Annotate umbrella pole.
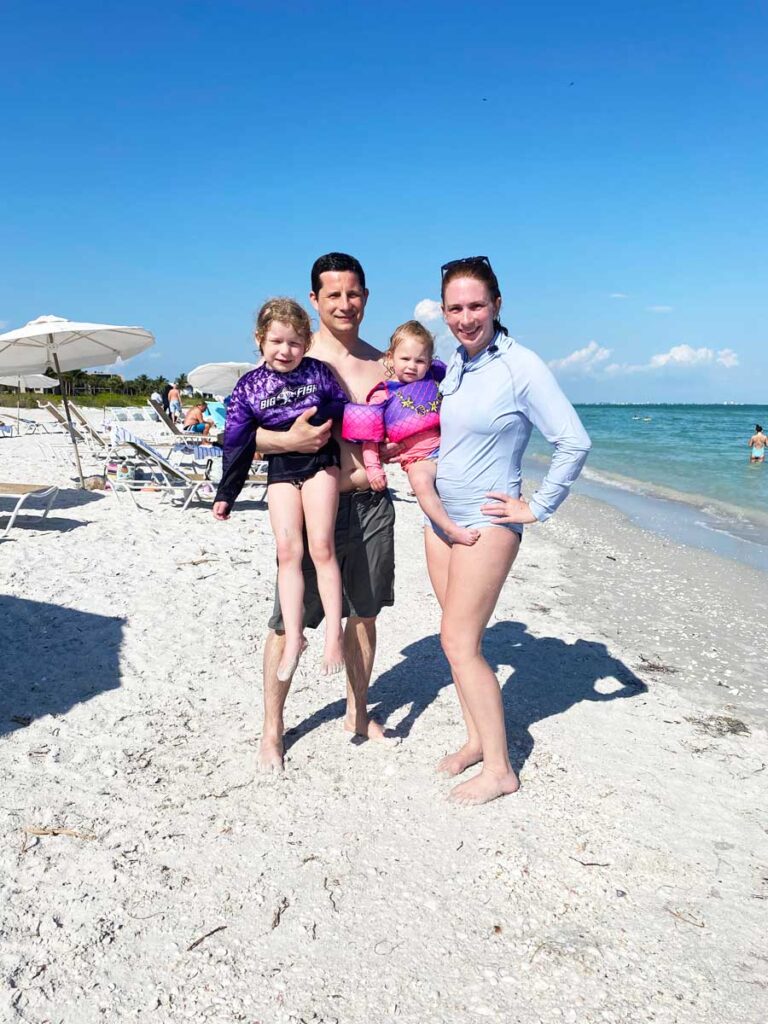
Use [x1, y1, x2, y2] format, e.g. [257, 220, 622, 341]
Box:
[52, 351, 86, 488]
[17, 375, 21, 437]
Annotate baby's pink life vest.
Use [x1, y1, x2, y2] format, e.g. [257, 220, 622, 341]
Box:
[342, 362, 446, 444]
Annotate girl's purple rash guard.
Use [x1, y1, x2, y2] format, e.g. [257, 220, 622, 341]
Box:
[216, 357, 347, 506]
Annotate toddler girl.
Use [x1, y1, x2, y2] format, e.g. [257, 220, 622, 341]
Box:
[343, 320, 479, 546]
[213, 298, 347, 681]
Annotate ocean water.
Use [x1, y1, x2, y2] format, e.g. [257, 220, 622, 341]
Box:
[525, 404, 768, 573]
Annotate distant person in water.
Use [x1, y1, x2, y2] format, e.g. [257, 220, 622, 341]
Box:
[748, 424, 767, 463]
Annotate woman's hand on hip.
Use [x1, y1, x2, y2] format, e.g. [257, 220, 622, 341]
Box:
[480, 492, 537, 525]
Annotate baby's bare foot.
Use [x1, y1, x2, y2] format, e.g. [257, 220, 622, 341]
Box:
[436, 743, 483, 777]
[446, 524, 481, 546]
[277, 636, 307, 682]
[449, 767, 520, 806]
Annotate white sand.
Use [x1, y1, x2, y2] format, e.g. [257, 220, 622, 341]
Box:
[1, 411, 766, 1023]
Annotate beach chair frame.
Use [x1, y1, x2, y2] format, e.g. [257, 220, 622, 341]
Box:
[0, 483, 59, 539]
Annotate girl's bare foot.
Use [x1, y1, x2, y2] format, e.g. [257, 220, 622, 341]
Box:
[277, 636, 307, 682]
[436, 743, 483, 777]
[321, 630, 345, 677]
[449, 766, 520, 805]
[445, 524, 481, 546]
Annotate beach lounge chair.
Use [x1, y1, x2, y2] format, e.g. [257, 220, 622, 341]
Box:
[68, 402, 110, 449]
[0, 483, 59, 539]
[148, 398, 188, 436]
[0, 424, 13, 437]
[109, 428, 266, 509]
[1, 410, 56, 435]
[108, 428, 220, 510]
[39, 401, 88, 442]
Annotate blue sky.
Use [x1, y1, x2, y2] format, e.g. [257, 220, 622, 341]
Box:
[1, 0, 766, 402]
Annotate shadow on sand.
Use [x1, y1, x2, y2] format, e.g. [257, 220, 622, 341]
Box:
[0, 596, 125, 738]
[285, 621, 646, 773]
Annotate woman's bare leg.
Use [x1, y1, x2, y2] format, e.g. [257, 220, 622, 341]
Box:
[440, 527, 521, 805]
[408, 461, 480, 546]
[424, 527, 483, 775]
[268, 482, 308, 682]
[301, 468, 344, 675]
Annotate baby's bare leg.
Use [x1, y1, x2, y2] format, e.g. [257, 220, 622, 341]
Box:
[407, 461, 480, 547]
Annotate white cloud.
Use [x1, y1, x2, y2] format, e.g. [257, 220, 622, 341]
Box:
[605, 344, 739, 375]
[609, 292, 628, 299]
[716, 348, 739, 368]
[647, 305, 673, 313]
[414, 298, 442, 323]
[549, 340, 612, 374]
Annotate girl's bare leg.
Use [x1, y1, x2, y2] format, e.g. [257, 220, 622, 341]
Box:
[424, 527, 483, 775]
[301, 468, 344, 676]
[407, 461, 479, 546]
[268, 482, 308, 682]
[440, 527, 521, 805]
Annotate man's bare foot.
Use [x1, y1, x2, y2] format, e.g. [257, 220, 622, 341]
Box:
[258, 736, 285, 772]
[445, 524, 481, 546]
[436, 743, 483, 777]
[321, 630, 345, 677]
[277, 636, 307, 682]
[343, 715, 400, 746]
[449, 766, 520, 805]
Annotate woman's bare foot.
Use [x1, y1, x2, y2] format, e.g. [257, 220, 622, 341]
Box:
[445, 524, 481, 546]
[321, 630, 345, 677]
[436, 743, 483, 777]
[257, 736, 284, 772]
[277, 636, 307, 683]
[449, 766, 520, 805]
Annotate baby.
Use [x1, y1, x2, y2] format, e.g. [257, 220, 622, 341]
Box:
[343, 320, 479, 546]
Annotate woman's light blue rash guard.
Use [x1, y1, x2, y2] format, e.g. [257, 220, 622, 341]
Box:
[436, 333, 591, 534]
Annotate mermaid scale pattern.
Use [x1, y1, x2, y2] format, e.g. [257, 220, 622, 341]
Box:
[342, 361, 446, 445]
[342, 402, 386, 443]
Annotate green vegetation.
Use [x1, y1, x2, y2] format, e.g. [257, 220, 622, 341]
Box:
[0, 368, 192, 408]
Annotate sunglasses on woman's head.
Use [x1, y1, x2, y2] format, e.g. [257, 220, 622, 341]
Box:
[440, 255, 491, 278]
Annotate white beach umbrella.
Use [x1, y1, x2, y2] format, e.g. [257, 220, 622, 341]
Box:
[0, 315, 154, 484]
[0, 373, 59, 436]
[187, 361, 257, 397]
[0, 373, 59, 390]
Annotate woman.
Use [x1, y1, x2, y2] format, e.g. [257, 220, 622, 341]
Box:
[427, 256, 591, 805]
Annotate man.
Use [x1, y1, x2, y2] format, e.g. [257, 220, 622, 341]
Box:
[168, 382, 183, 422]
[183, 400, 215, 435]
[253, 253, 395, 770]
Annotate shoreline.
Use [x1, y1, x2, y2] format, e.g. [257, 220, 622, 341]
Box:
[525, 454, 768, 575]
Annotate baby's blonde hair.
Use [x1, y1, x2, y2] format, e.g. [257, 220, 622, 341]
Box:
[385, 320, 435, 372]
[255, 297, 312, 353]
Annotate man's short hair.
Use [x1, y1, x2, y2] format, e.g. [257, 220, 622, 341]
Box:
[311, 252, 366, 295]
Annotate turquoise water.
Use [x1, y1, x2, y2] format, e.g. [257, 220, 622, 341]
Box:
[526, 404, 768, 571]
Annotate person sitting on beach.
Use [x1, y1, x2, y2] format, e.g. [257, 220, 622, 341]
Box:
[748, 424, 766, 463]
[168, 383, 183, 422]
[343, 319, 479, 546]
[183, 401, 216, 436]
[427, 255, 591, 805]
[212, 297, 348, 681]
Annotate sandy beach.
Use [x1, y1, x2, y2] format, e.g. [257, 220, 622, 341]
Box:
[1, 413, 766, 1023]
